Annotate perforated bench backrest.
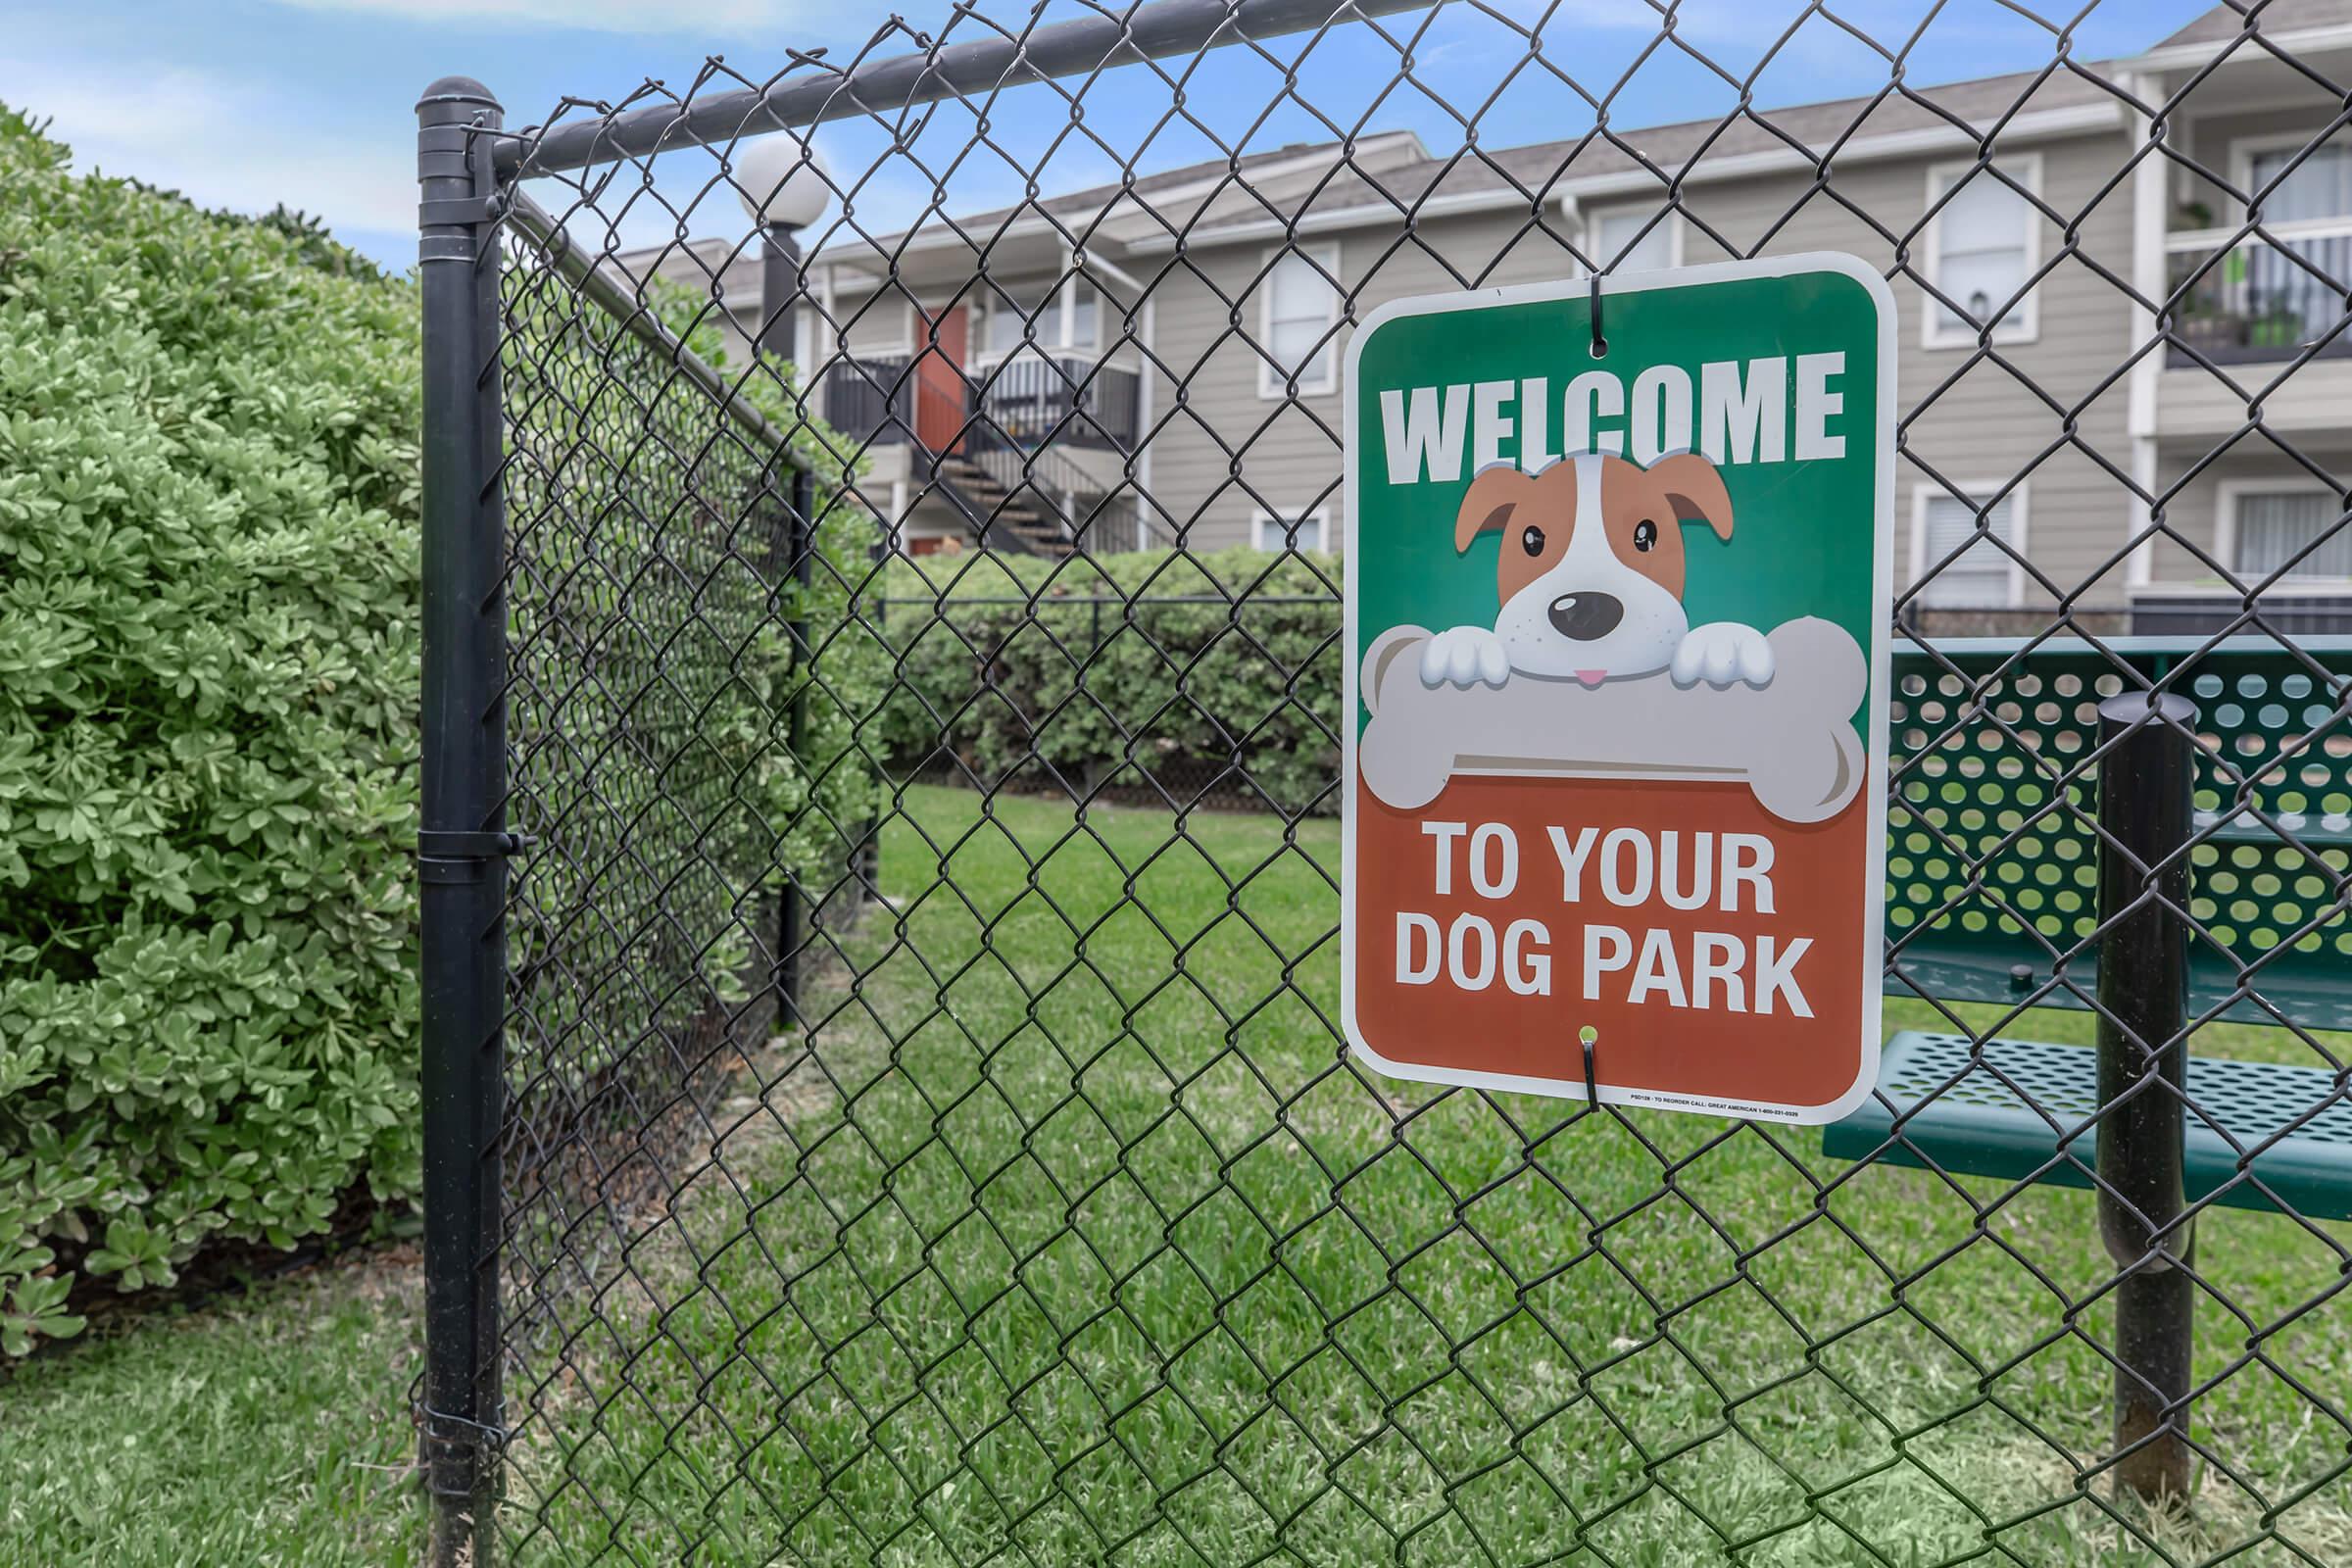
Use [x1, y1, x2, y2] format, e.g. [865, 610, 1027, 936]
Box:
[1885, 638, 2352, 1028]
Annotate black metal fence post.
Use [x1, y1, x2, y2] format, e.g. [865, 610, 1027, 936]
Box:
[2094, 690, 2199, 1501]
[858, 538, 883, 906]
[752, 251, 833, 999]
[416, 74, 508, 1567]
[779, 463, 815, 1022]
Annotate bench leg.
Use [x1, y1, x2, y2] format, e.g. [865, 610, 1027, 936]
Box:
[2094, 692, 2199, 1502]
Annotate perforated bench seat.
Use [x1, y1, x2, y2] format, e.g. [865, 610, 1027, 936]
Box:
[1824, 1031, 2352, 1221]
[1882, 638, 2352, 1034]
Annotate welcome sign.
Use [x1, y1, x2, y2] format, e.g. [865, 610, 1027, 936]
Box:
[1340, 256, 1895, 1123]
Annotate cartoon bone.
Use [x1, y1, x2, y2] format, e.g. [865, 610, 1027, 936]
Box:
[1358, 615, 1870, 824]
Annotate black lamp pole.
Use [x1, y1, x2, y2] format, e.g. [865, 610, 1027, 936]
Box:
[755, 216, 813, 1028]
[757, 221, 801, 362]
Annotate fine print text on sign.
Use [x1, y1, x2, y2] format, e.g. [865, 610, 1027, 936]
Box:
[1341, 256, 1895, 1123]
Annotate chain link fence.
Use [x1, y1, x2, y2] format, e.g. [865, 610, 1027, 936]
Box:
[415, 2, 2352, 1562]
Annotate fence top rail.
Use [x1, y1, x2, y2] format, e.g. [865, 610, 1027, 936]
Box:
[1903, 633, 2352, 661]
[502, 185, 808, 475]
[496, 0, 1432, 181]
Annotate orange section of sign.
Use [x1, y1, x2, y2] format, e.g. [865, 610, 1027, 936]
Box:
[1349, 772, 1872, 1115]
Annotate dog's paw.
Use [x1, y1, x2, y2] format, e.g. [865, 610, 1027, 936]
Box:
[1671, 622, 1776, 689]
[1418, 625, 1512, 689]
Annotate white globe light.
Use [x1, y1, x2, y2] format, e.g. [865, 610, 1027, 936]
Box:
[735, 134, 830, 229]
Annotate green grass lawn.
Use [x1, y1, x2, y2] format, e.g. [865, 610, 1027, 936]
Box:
[5, 783, 2342, 1565]
[0, 1249, 426, 1566]
[493, 784, 2352, 1567]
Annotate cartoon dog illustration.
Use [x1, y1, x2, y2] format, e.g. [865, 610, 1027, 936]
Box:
[1417, 450, 1776, 691]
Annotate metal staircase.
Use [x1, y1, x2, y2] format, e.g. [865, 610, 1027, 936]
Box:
[930, 444, 1083, 558]
[917, 384, 1120, 559]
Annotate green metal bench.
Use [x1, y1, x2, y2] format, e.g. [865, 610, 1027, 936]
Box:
[1824, 1031, 2352, 1220]
[1834, 636, 2352, 1220]
[1830, 635, 2352, 1492]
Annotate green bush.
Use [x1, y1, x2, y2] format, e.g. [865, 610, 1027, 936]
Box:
[872, 548, 1343, 814]
[0, 110, 871, 1355]
[0, 112, 425, 1353]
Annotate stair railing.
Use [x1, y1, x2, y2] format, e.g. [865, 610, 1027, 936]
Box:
[914, 366, 1119, 554]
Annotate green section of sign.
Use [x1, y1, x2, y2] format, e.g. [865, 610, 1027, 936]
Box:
[1350, 268, 1884, 735]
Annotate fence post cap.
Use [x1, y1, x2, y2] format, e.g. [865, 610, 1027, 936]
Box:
[2098, 690, 2198, 728]
[416, 76, 501, 114]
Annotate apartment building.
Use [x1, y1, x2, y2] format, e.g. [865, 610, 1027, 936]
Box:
[637, 0, 2352, 627]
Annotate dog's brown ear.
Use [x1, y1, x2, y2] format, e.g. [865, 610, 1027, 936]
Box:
[1455, 465, 1534, 553]
[1648, 452, 1734, 542]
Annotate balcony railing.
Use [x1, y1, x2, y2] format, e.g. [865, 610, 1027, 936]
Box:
[969, 353, 1141, 448]
[2165, 220, 2352, 367]
[818, 352, 1141, 452]
[817, 357, 914, 445]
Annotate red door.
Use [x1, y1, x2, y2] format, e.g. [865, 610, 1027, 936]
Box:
[914, 304, 968, 454]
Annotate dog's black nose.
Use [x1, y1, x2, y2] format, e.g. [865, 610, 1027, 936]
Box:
[1547, 592, 1624, 641]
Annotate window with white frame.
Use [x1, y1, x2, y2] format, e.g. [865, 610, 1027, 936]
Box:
[1259, 243, 1340, 397]
[981, 282, 1034, 358]
[2231, 487, 2350, 581]
[1915, 485, 2024, 606]
[1586, 205, 1676, 272]
[982, 279, 1097, 358]
[1925, 158, 2039, 346]
[2243, 133, 2352, 223]
[1251, 507, 1329, 553]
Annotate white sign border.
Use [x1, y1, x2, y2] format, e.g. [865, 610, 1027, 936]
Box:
[1338, 252, 1897, 1125]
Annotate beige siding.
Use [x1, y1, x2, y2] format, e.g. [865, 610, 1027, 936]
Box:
[706, 302, 759, 366]
[1137, 213, 1604, 550]
[2158, 358, 2352, 443]
[1687, 134, 2139, 605]
[2147, 445, 2352, 583]
[823, 270, 1150, 364]
[823, 278, 916, 357]
[1136, 126, 2144, 599]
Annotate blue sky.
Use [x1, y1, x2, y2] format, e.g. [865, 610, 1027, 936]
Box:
[4, 0, 2220, 270]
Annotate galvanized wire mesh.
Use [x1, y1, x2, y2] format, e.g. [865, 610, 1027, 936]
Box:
[419, 2, 2352, 1563]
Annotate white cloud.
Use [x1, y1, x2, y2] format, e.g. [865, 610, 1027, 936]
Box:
[271, 0, 825, 35]
[2, 55, 418, 241]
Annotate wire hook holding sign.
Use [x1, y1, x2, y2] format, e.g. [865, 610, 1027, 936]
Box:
[1580, 1025, 1599, 1104]
[1588, 271, 1607, 359]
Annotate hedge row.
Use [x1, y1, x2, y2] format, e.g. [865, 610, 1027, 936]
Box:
[0, 109, 870, 1355]
[0, 112, 435, 1353]
[869, 549, 1344, 815]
